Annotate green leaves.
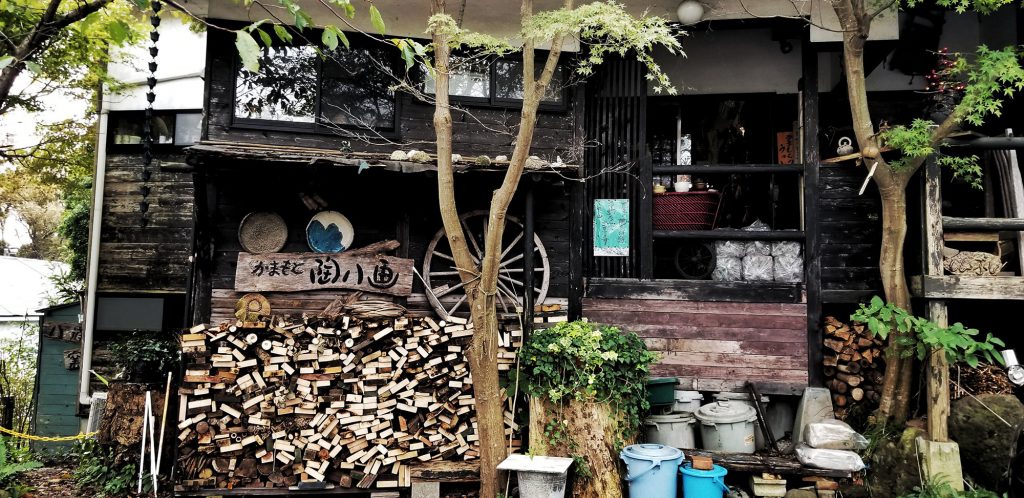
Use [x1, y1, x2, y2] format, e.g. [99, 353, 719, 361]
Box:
[369, 4, 386, 34]
[322, 25, 349, 51]
[106, 19, 132, 44]
[0, 57, 13, 72]
[273, 25, 293, 43]
[235, 30, 262, 73]
[851, 296, 1006, 368]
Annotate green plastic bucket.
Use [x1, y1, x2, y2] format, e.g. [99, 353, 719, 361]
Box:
[647, 377, 677, 407]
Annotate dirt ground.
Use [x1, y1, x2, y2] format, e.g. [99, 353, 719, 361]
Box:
[21, 464, 78, 498]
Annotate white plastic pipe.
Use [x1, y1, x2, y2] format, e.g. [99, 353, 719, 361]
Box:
[79, 110, 109, 405]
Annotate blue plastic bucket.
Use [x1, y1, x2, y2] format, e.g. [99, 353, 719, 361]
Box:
[620, 444, 684, 498]
[680, 463, 729, 497]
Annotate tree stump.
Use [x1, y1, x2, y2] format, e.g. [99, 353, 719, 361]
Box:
[528, 397, 627, 498]
[98, 382, 166, 449]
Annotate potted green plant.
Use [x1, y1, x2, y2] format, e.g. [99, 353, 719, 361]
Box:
[518, 320, 658, 498]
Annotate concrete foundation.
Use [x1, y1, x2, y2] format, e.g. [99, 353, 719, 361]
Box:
[916, 437, 964, 492]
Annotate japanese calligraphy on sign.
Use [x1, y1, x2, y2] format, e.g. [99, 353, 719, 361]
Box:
[234, 252, 414, 296]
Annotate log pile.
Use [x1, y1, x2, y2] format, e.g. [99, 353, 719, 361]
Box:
[174, 310, 525, 492]
[822, 316, 885, 419]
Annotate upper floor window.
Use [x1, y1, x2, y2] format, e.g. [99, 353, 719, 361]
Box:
[420, 55, 567, 108]
[232, 37, 398, 131]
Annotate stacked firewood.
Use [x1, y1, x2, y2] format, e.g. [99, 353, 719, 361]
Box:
[822, 316, 885, 418]
[174, 311, 525, 492]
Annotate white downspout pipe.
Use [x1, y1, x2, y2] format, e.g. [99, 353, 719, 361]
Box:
[79, 109, 109, 405]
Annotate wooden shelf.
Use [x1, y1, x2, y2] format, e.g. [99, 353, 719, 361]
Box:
[911, 275, 1024, 300]
[653, 164, 805, 174]
[654, 229, 805, 240]
[683, 449, 855, 479]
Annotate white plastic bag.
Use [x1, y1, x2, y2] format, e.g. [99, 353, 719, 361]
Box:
[773, 255, 804, 283]
[804, 420, 869, 450]
[713, 256, 743, 281]
[795, 444, 866, 472]
[746, 240, 772, 256]
[743, 219, 771, 231]
[771, 241, 801, 257]
[742, 255, 774, 282]
[716, 240, 747, 258]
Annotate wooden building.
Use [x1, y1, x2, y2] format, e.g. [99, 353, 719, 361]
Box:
[80, 0, 1022, 447]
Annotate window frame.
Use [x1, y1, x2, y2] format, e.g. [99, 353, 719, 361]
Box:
[106, 109, 204, 152]
[229, 31, 403, 137]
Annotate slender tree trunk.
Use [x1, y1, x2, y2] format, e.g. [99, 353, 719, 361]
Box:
[875, 183, 915, 424]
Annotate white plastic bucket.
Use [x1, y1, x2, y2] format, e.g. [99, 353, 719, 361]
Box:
[713, 392, 770, 449]
[644, 412, 697, 449]
[695, 400, 757, 454]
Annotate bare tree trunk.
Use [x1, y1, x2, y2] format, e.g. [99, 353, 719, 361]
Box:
[875, 184, 914, 424]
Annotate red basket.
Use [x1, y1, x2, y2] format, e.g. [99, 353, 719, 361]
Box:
[653, 191, 722, 230]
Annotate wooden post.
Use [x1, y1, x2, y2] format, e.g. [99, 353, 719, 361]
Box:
[524, 186, 536, 338]
[923, 156, 950, 441]
[802, 37, 824, 387]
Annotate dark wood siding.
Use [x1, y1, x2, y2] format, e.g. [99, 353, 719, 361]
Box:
[204, 28, 577, 161]
[98, 153, 194, 292]
[818, 164, 883, 302]
[583, 298, 808, 394]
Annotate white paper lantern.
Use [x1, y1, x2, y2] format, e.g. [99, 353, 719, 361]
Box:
[676, 1, 705, 25]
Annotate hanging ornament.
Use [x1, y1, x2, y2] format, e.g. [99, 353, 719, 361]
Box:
[140, 1, 161, 227]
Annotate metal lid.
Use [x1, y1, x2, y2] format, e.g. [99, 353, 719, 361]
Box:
[620, 443, 683, 463]
[712, 391, 769, 403]
[695, 400, 757, 424]
[646, 413, 695, 424]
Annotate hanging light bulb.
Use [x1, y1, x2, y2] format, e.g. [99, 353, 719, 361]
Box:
[676, 1, 705, 25]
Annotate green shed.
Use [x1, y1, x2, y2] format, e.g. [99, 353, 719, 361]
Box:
[31, 302, 83, 455]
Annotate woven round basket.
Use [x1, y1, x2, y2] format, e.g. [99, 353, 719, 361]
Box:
[235, 293, 272, 321]
[238, 212, 289, 254]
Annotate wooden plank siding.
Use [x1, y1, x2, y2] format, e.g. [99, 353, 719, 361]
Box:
[583, 298, 808, 394]
[818, 164, 883, 303]
[98, 153, 194, 292]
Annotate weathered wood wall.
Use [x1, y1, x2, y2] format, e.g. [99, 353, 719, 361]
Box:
[196, 164, 571, 324]
[818, 163, 883, 302]
[204, 29, 578, 161]
[98, 153, 194, 292]
[583, 298, 809, 394]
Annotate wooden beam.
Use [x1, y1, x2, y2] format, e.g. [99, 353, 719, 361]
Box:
[586, 278, 803, 303]
[683, 449, 853, 479]
[523, 187, 535, 338]
[653, 164, 805, 174]
[926, 301, 950, 442]
[911, 275, 1024, 300]
[654, 229, 805, 241]
[942, 217, 1024, 231]
[802, 36, 823, 388]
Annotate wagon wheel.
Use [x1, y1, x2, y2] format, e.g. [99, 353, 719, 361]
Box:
[423, 210, 550, 321]
[673, 242, 716, 279]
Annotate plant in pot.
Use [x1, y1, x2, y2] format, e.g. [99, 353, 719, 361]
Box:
[517, 320, 658, 498]
[108, 329, 179, 383]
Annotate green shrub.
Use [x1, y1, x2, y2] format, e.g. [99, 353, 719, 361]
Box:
[0, 437, 41, 498]
[73, 439, 146, 497]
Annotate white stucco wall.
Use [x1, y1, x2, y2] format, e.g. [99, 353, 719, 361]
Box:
[104, 17, 207, 111]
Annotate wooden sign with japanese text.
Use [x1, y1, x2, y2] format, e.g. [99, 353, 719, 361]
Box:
[234, 252, 414, 296]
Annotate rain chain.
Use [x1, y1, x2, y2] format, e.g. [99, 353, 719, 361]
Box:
[140, 0, 161, 227]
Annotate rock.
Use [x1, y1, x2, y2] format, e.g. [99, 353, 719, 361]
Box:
[865, 427, 926, 497]
[408, 150, 432, 163]
[474, 155, 491, 166]
[495, 155, 508, 162]
[784, 490, 817, 498]
[949, 393, 1024, 490]
[390, 150, 408, 160]
[451, 154, 462, 162]
[525, 156, 547, 169]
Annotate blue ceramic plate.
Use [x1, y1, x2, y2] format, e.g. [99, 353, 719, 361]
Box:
[306, 211, 355, 253]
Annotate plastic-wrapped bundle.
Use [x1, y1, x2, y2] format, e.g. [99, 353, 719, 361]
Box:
[746, 240, 772, 256]
[743, 219, 770, 231]
[804, 420, 869, 451]
[771, 241, 801, 257]
[795, 444, 866, 472]
[743, 255, 774, 282]
[715, 240, 747, 258]
[713, 256, 743, 281]
[774, 254, 803, 282]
